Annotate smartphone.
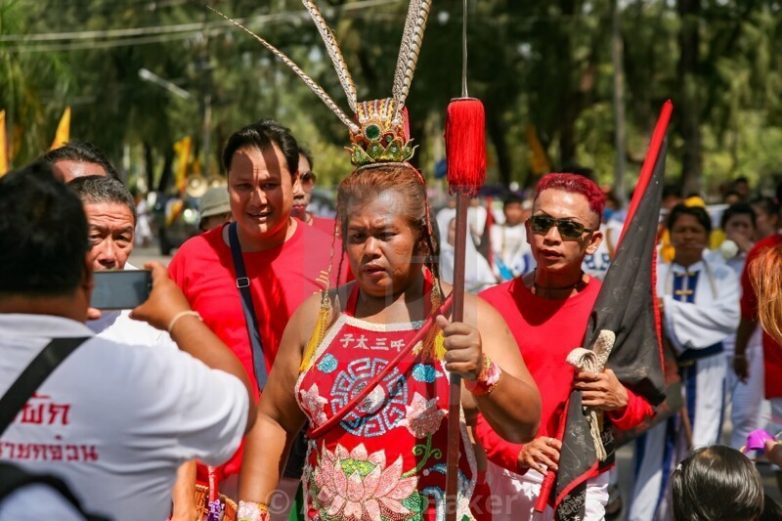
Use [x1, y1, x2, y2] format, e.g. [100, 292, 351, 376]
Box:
[90, 270, 152, 310]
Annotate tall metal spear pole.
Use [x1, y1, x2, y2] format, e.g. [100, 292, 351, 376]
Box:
[444, 1, 486, 519]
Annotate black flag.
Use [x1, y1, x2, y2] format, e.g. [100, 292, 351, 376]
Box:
[536, 101, 672, 518]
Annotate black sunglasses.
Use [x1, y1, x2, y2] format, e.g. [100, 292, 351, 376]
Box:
[529, 214, 594, 240]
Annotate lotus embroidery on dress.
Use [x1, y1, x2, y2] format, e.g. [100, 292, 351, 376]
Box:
[313, 443, 421, 521]
[397, 392, 447, 439]
[299, 383, 329, 426]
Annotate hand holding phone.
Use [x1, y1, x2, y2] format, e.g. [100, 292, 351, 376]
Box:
[129, 262, 193, 332]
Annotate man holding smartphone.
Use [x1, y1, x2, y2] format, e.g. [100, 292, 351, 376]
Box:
[69, 173, 200, 520]
[0, 162, 257, 520]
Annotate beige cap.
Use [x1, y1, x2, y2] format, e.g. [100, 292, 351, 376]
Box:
[199, 186, 231, 218]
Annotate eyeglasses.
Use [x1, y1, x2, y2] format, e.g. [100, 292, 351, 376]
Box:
[529, 214, 594, 240]
[300, 171, 316, 184]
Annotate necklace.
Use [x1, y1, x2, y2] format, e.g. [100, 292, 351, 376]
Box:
[531, 269, 585, 294]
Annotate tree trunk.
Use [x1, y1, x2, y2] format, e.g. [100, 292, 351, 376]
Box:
[611, 0, 627, 204]
[557, 0, 578, 169]
[156, 147, 174, 194]
[143, 141, 155, 193]
[485, 100, 511, 187]
[677, 0, 702, 195]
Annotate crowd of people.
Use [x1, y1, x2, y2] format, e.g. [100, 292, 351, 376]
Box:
[3, 118, 782, 521]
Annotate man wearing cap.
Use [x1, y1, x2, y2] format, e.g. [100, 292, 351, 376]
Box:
[199, 186, 232, 232]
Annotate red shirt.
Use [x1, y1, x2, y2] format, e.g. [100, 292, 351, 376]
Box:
[169, 221, 341, 475]
[741, 234, 782, 398]
[476, 277, 652, 473]
[311, 215, 336, 236]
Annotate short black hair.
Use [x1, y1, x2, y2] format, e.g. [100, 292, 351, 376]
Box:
[222, 119, 299, 177]
[667, 203, 712, 235]
[663, 183, 682, 200]
[40, 141, 120, 180]
[721, 202, 755, 230]
[0, 162, 89, 297]
[299, 145, 315, 172]
[672, 446, 764, 521]
[750, 196, 780, 218]
[502, 193, 524, 209]
[69, 175, 137, 224]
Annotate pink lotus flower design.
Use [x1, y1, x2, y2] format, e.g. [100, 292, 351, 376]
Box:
[314, 443, 418, 521]
[397, 392, 447, 439]
[299, 383, 328, 426]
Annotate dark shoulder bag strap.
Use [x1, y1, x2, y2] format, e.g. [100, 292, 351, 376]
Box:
[0, 336, 89, 436]
[0, 462, 110, 521]
[228, 222, 268, 391]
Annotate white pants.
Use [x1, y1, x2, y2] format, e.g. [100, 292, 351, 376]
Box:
[725, 331, 765, 449]
[485, 461, 609, 521]
[630, 354, 726, 521]
[763, 397, 782, 438]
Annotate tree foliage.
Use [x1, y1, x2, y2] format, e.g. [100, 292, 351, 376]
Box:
[2, 0, 782, 195]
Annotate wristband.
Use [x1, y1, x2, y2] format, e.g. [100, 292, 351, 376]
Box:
[464, 354, 502, 396]
[237, 501, 270, 521]
[167, 310, 202, 334]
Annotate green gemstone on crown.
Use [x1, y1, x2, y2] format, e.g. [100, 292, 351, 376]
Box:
[364, 124, 381, 141]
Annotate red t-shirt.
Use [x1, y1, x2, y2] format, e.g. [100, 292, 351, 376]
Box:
[169, 221, 342, 475]
[311, 215, 336, 236]
[476, 277, 652, 473]
[740, 234, 782, 398]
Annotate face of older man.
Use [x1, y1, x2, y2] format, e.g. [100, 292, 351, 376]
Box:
[53, 160, 108, 183]
[85, 201, 135, 270]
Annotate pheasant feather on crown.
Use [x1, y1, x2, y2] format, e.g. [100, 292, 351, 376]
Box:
[208, 0, 431, 167]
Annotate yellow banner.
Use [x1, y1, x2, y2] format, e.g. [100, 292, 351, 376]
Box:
[0, 110, 8, 177]
[173, 136, 192, 194]
[50, 106, 71, 151]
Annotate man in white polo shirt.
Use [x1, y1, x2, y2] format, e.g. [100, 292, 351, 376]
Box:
[69, 175, 177, 350]
[0, 163, 256, 520]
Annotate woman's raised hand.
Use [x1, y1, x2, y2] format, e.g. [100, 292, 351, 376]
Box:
[436, 315, 483, 380]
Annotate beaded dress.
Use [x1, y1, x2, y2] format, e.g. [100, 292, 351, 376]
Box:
[295, 282, 476, 521]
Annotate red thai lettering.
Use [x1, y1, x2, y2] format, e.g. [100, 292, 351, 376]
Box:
[65, 444, 79, 461]
[81, 445, 99, 462]
[48, 403, 71, 425]
[20, 402, 45, 424]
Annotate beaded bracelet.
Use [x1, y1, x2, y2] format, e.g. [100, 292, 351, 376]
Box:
[464, 353, 502, 396]
[167, 310, 202, 334]
[237, 501, 270, 521]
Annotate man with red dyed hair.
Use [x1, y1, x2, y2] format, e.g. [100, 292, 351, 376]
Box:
[474, 173, 653, 520]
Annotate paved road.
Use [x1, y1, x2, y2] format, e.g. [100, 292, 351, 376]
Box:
[129, 245, 172, 268]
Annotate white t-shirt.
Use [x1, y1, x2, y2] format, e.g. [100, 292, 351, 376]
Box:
[88, 309, 176, 350]
[0, 314, 248, 521]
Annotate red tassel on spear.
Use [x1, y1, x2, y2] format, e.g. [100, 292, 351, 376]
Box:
[444, 44, 487, 521]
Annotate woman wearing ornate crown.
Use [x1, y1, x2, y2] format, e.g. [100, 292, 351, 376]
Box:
[208, 2, 541, 519]
[235, 156, 541, 521]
